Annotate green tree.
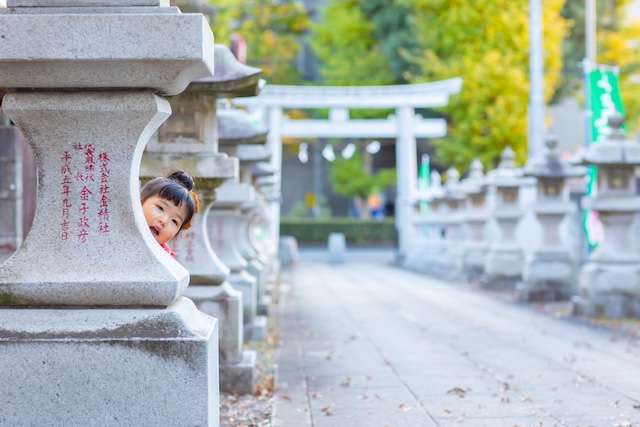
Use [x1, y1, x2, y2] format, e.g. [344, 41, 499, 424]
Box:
[308, 0, 396, 86]
[210, 0, 309, 84]
[358, 0, 422, 83]
[401, 0, 568, 170]
[329, 149, 396, 219]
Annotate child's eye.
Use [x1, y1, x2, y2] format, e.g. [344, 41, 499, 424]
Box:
[172, 219, 179, 226]
[157, 205, 164, 211]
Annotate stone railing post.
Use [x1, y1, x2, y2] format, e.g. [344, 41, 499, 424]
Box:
[458, 159, 489, 283]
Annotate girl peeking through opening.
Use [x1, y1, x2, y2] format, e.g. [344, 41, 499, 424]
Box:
[140, 170, 200, 258]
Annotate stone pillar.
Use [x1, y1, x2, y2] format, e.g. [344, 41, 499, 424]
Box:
[395, 106, 419, 261]
[458, 159, 489, 282]
[141, 44, 264, 395]
[0, 3, 219, 424]
[483, 147, 532, 289]
[574, 116, 640, 318]
[519, 137, 584, 301]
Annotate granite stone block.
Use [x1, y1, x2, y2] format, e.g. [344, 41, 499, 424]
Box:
[0, 297, 219, 427]
[0, 13, 214, 95]
[0, 91, 190, 307]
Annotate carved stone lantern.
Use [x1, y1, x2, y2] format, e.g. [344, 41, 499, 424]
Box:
[458, 159, 489, 282]
[520, 136, 585, 301]
[574, 115, 640, 318]
[484, 146, 534, 288]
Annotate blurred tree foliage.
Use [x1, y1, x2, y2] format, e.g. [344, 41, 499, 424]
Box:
[308, 0, 397, 86]
[210, 0, 309, 84]
[329, 149, 396, 218]
[399, 0, 568, 170]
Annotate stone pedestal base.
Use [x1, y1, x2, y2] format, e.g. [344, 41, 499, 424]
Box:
[573, 262, 640, 318]
[244, 315, 268, 341]
[483, 247, 524, 289]
[247, 259, 269, 315]
[229, 270, 258, 325]
[520, 252, 576, 301]
[184, 283, 258, 395]
[258, 295, 272, 316]
[184, 282, 244, 363]
[0, 297, 219, 426]
[220, 350, 257, 395]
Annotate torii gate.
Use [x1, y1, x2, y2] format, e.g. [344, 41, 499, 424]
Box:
[233, 78, 463, 260]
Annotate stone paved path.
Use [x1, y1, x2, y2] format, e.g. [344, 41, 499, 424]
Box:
[273, 257, 640, 427]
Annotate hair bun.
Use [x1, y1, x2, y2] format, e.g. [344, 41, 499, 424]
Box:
[167, 170, 194, 192]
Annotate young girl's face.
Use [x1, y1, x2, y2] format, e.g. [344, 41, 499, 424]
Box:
[142, 195, 188, 245]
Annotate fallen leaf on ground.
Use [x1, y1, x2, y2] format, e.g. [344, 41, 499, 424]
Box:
[321, 406, 334, 416]
[340, 376, 352, 387]
[398, 403, 412, 412]
[447, 387, 468, 398]
[280, 395, 293, 403]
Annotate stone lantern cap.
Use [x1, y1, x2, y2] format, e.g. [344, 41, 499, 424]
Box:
[444, 167, 465, 201]
[458, 159, 487, 195]
[215, 181, 255, 208]
[485, 146, 533, 187]
[0, 2, 214, 96]
[188, 45, 264, 99]
[251, 162, 276, 177]
[235, 144, 272, 163]
[525, 136, 586, 178]
[218, 108, 268, 146]
[581, 114, 640, 165]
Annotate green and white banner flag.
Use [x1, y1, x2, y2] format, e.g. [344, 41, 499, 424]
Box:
[584, 68, 626, 248]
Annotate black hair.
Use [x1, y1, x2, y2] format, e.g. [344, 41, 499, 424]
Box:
[141, 170, 198, 231]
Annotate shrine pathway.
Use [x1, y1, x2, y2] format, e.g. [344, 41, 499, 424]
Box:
[272, 251, 640, 427]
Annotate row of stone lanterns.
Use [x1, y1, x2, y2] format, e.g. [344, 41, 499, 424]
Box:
[0, 2, 282, 424]
[404, 115, 640, 319]
[140, 44, 277, 395]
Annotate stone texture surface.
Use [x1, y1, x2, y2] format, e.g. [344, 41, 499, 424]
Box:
[0, 13, 214, 95]
[0, 297, 219, 427]
[192, 45, 263, 99]
[0, 91, 189, 306]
